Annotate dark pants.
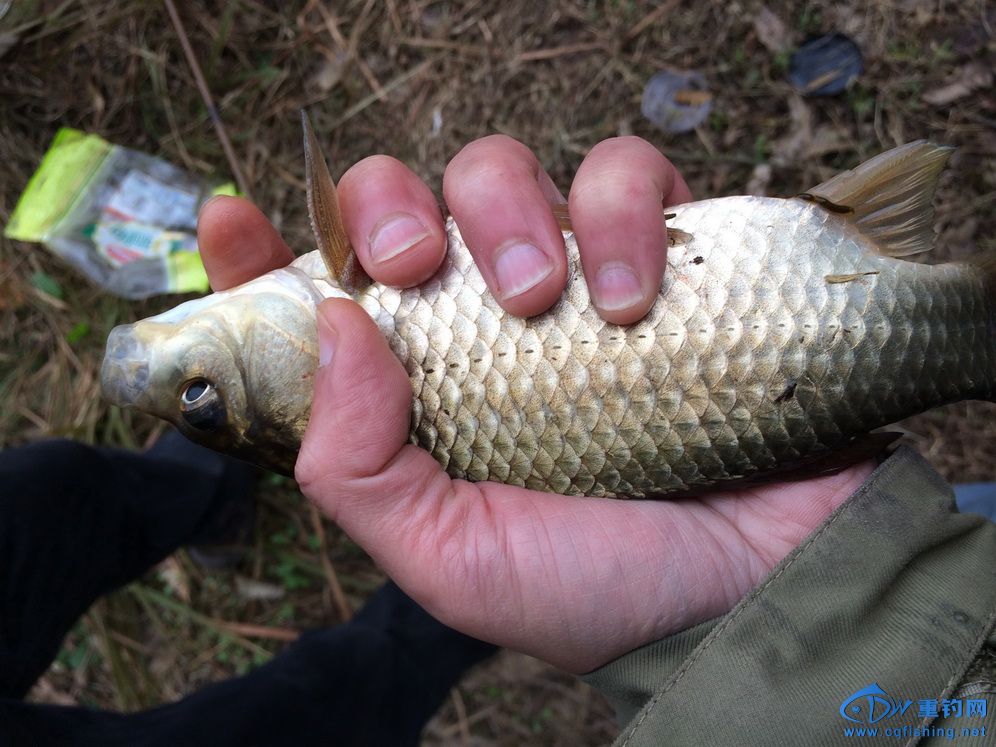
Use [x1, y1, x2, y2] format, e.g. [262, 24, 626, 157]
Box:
[0, 439, 495, 746]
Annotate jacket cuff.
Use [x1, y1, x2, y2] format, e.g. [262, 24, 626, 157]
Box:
[582, 447, 996, 745]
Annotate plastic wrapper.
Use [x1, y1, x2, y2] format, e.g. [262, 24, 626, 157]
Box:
[5, 128, 236, 298]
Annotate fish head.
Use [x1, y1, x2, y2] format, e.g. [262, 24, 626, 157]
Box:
[101, 289, 317, 474]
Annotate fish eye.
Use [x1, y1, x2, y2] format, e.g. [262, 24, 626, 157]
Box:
[182, 379, 211, 405]
[179, 378, 226, 431]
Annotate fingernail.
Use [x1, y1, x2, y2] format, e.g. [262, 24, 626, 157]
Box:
[594, 263, 644, 311]
[494, 241, 553, 299]
[317, 312, 337, 368]
[368, 212, 429, 263]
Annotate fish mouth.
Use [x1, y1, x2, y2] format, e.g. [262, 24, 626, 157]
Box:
[100, 324, 152, 409]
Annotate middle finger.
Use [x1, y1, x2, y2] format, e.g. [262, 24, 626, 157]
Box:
[569, 137, 693, 324]
[443, 135, 568, 318]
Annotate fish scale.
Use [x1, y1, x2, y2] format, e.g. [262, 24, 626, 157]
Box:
[99, 141, 996, 496]
[252, 195, 987, 497]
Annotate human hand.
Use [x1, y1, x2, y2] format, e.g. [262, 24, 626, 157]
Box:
[197, 136, 873, 674]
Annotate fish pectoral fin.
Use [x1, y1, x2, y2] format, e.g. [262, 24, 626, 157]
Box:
[800, 140, 954, 258]
[301, 110, 370, 294]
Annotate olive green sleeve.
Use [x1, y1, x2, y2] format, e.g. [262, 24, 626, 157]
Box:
[582, 447, 996, 745]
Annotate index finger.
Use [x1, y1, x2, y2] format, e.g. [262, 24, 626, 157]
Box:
[443, 135, 569, 318]
[197, 196, 296, 290]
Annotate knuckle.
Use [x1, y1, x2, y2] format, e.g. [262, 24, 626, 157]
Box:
[444, 161, 516, 206]
[588, 135, 662, 163]
[571, 169, 656, 214]
[293, 445, 325, 500]
[340, 154, 408, 190]
[445, 135, 536, 184]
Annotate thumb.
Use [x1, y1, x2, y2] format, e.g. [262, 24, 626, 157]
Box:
[295, 298, 454, 538]
[295, 299, 568, 659]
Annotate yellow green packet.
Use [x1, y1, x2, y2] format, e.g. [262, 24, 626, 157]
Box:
[5, 128, 236, 299]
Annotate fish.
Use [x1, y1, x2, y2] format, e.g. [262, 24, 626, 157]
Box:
[100, 120, 996, 498]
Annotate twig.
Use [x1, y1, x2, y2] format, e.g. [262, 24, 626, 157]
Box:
[451, 687, 472, 746]
[162, 0, 253, 201]
[331, 58, 435, 129]
[109, 630, 156, 656]
[16, 406, 48, 431]
[28, 287, 68, 310]
[626, 0, 681, 40]
[86, 602, 146, 711]
[400, 37, 487, 56]
[315, 2, 384, 99]
[346, 0, 383, 90]
[130, 585, 271, 657]
[434, 704, 499, 738]
[384, 0, 403, 35]
[308, 503, 353, 621]
[212, 620, 300, 642]
[513, 42, 604, 63]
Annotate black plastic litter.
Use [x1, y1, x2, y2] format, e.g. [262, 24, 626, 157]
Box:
[641, 70, 713, 134]
[789, 33, 863, 96]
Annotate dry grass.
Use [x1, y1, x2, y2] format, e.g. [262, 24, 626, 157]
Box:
[1, 0, 993, 743]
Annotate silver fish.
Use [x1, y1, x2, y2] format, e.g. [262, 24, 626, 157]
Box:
[100, 125, 996, 497]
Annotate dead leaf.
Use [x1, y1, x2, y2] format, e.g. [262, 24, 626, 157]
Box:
[771, 94, 813, 167]
[746, 163, 772, 195]
[27, 677, 78, 706]
[0, 31, 18, 59]
[771, 94, 850, 168]
[235, 575, 286, 601]
[923, 62, 993, 106]
[0, 275, 27, 312]
[310, 52, 349, 92]
[156, 556, 190, 603]
[754, 6, 792, 54]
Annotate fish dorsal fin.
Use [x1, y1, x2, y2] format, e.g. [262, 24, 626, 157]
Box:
[801, 141, 953, 257]
[301, 111, 370, 294]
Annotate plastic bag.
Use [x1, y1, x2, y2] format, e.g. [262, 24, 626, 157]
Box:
[5, 128, 236, 298]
